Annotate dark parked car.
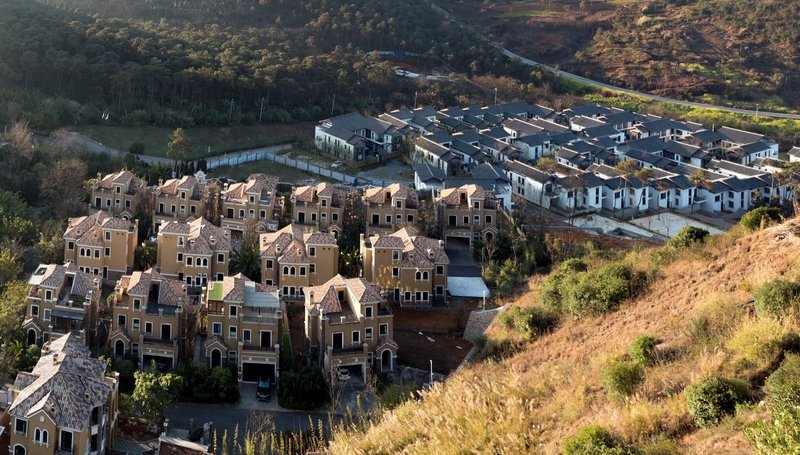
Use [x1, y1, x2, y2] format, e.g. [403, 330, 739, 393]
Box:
[256, 378, 271, 401]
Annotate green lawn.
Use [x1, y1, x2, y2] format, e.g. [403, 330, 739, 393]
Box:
[211, 159, 335, 184]
[78, 122, 315, 160]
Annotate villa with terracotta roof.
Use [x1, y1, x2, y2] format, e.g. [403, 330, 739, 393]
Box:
[89, 170, 148, 218]
[153, 175, 208, 232]
[156, 217, 231, 287]
[220, 173, 280, 234]
[3, 334, 120, 455]
[304, 275, 396, 382]
[434, 184, 498, 246]
[290, 182, 346, 235]
[22, 263, 102, 347]
[202, 275, 282, 382]
[363, 184, 419, 237]
[108, 269, 191, 371]
[360, 228, 449, 308]
[259, 224, 339, 299]
[63, 211, 138, 281]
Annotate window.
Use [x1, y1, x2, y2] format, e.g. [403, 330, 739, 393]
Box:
[473, 215, 480, 224]
[332, 213, 339, 222]
[321, 199, 327, 207]
[407, 214, 414, 223]
[145, 322, 153, 335]
[415, 271, 421, 280]
[227, 208, 234, 218]
[300, 267, 306, 276]
[436, 265, 444, 275]
[321, 212, 327, 222]
[217, 273, 224, 280]
[15, 418, 27, 435]
[239, 209, 245, 218]
[392, 250, 399, 261]
[105, 247, 110, 257]
[133, 299, 141, 310]
[105, 231, 111, 241]
[365, 306, 373, 318]
[404, 291, 411, 301]
[217, 253, 225, 263]
[212, 322, 222, 336]
[133, 319, 140, 331]
[395, 200, 402, 208]
[45, 290, 52, 301]
[180, 205, 186, 214]
[202, 258, 208, 267]
[159, 203, 165, 214]
[243, 329, 251, 343]
[229, 305, 237, 317]
[365, 327, 373, 341]
[117, 315, 126, 328]
[177, 252, 183, 263]
[94, 249, 100, 258]
[463, 216, 469, 225]
[379, 323, 388, 336]
[485, 215, 492, 225]
[116, 186, 121, 194]
[266, 260, 273, 269]
[260, 210, 266, 219]
[392, 267, 399, 277]
[34, 428, 48, 445]
[249, 195, 255, 204]
[67, 241, 74, 250]
[352, 331, 360, 344]
[44, 309, 51, 321]
[473, 201, 480, 209]
[190, 206, 196, 214]
[310, 264, 316, 274]
[171, 205, 176, 214]
[309, 247, 316, 257]
[283, 266, 289, 275]
[423, 271, 429, 280]
[249, 209, 255, 218]
[181, 191, 186, 199]
[31, 305, 39, 317]
[396, 214, 402, 223]
[311, 213, 317, 221]
[385, 215, 392, 224]
[229, 326, 237, 340]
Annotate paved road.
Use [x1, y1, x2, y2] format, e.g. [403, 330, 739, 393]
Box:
[165, 402, 331, 436]
[426, 1, 800, 120]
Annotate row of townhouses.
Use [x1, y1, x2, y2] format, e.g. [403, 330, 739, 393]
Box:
[317, 101, 792, 217]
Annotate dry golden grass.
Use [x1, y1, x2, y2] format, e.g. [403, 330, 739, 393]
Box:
[328, 220, 800, 454]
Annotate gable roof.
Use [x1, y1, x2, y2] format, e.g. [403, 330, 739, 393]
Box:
[414, 163, 447, 182]
[8, 334, 114, 430]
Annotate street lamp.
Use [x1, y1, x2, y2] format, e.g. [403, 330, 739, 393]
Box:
[429, 359, 433, 386]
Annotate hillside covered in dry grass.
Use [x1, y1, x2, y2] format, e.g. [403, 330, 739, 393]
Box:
[328, 219, 800, 454]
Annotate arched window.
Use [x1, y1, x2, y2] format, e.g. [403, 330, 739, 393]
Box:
[41, 429, 48, 444]
[34, 428, 41, 442]
[415, 271, 421, 280]
[13, 444, 25, 455]
[283, 266, 289, 275]
[203, 258, 208, 267]
[290, 267, 296, 276]
[423, 271, 429, 280]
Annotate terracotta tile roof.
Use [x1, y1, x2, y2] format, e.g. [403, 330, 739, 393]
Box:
[156, 175, 204, 199]
[371, 235, 405, 249]
[220, 275, 246, 302]
[65, 211, 135, 246]
[159, 218, 230, 254]
[278, 240, 310, 264]
[370, 228, 449, 268]
[223, 173, 278, 202]
[292, 182, 346, 207]
[93, 170, 145, 194]
[436, 184, 487, 206]
[305, 275, 383, 315]
[304, 231, 338, 246]
[259, 224, 304, 256]
[364, 184, 419, 206]
[120, 269, 185, 307]
[8, 334, 114, 430]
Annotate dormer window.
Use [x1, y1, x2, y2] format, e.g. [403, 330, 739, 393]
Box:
[395, 200, 402, 209]
[365, 306, 373, 318]
[473, 201, 480, 210]
[115, 186, 121, 194]
[180, 191, 186, 199]
[321, 199, 327, 208]
[249, 195, 255, 204]
[230, 305, 237, 317]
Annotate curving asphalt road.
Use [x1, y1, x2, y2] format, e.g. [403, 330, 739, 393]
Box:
[426, 1, 800, 120]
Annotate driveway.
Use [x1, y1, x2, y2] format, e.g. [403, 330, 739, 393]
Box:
[357, 158, 414, 185]
[445, 239, 481, 278]
[164, 402, 330, 437]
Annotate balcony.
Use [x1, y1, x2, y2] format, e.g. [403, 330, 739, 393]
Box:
[143, 336, 174, 347]
[242, 344, 275, 352]
[331, 346, 365, 356]
[56, 295, 87, 310]
[241, 315, 280, 324]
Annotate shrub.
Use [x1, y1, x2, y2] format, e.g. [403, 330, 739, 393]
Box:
[563, 263, 633, 318]
[278, 366, 329, 410]
[630, 335, 658, 366]
[560, 258, 589, 273]
[765, 354, 800, 405]
[379, 383, 420, 410]
[640, 438, 680, 455]
[754, 279, 800, 318]
[538, 260, 587, 311]
[498, 305, 558, 341]
[667, 226, 709, 249]
[740, 207, 779, 232]
[744, 399, 800, 453]
[562, 425, 633, 455]
[685, 376, 753, 427]
[727, 318, 791, 368]
[603, 361, 646, 398]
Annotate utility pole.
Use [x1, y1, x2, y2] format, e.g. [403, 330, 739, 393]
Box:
[494, 87, 498, 105]
[331, 94, 336, 117]
[414, 91, 418, 109]
[429, 359, 433, 386]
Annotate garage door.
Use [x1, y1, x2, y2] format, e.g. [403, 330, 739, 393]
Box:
[241, 362, 275, 383]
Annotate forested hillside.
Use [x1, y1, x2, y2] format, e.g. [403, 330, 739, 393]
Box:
[0, 0, 549, 130]
[443, 0, 800, 112]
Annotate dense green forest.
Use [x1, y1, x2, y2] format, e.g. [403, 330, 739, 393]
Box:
[0, 0, 554, 130]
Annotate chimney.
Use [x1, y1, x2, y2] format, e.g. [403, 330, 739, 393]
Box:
[223, 229, 231, 239]
[439, 240, 445, 248]
[209, 235, 216, 246]
[97, 172, 102, 180]
[427, 248, 434, 259]
[93, 278, 101, 290]
[158, 178, 164, 187]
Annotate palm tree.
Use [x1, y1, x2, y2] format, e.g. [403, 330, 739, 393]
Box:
[231, 244, 261, 282]
[688, 169, 711, 213]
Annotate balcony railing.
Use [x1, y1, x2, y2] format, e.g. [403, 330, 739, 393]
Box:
[331, 346, 365, 356]
[143, 336, 174, 346]
[242, 344, 274, 352]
